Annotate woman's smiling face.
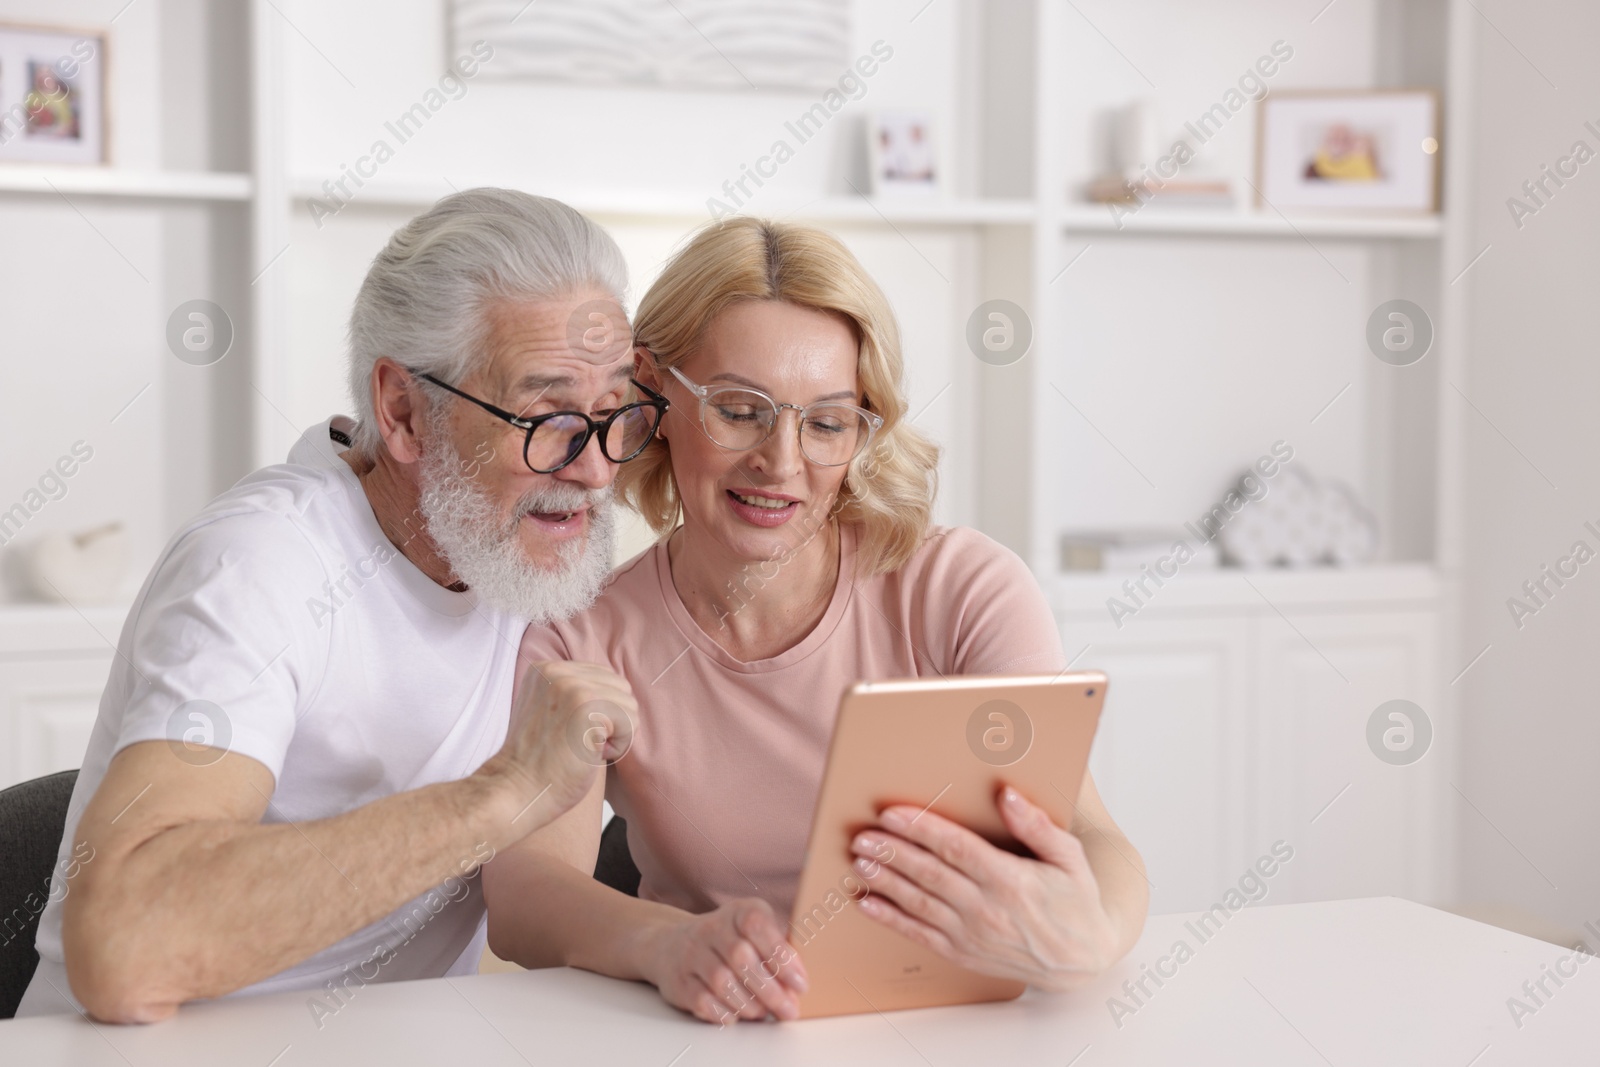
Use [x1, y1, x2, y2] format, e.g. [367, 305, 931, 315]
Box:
[659, 299, 862, 563]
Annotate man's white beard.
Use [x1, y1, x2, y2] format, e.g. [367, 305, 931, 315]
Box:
[415, 426, 615, 624]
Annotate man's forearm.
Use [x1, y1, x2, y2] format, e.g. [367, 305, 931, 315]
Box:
[66, 763, 533, 1022]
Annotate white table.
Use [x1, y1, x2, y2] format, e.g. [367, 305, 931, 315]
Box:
[3, 898, 1594, 1065]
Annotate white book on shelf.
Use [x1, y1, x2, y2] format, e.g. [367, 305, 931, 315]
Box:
[1060, 530, 1221, 573]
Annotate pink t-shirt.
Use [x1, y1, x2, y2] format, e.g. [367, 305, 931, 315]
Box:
[517, 523, 1066, 918]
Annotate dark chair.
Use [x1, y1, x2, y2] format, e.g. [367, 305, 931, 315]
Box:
[0, 769, 78, 1019]
[594, 816, 640, 897]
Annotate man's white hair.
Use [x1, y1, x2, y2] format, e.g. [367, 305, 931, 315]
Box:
[347, 187, 629, 455]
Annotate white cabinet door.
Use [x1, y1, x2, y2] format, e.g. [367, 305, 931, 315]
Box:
[1059, 615, 1254, 914]
[1251, 610, 1439, 905]
[0, 656, 111, 790]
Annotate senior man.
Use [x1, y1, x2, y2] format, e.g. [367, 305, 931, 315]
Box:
[16, 189, 661, 1022]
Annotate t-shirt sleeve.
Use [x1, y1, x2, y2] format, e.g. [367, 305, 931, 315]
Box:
[111, 512, 332, 783]
[513, 621, 576, 709]
[920, 528, 1067, 676]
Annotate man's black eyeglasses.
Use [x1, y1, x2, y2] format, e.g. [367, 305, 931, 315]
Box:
[415, 372, 669, 474]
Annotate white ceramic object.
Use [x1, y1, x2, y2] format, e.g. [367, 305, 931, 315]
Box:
[1219, 467, 1379, 568]
[29, 522, 128, 604]
[1322, 479, 1380, 565]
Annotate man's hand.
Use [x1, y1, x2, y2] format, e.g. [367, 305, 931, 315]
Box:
[477, 660, 637, 840]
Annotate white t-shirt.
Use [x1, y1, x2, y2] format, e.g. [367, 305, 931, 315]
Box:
[18, 419, 520, 1018]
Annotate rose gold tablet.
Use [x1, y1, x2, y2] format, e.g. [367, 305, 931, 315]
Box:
[788, 671, 1107, 1019]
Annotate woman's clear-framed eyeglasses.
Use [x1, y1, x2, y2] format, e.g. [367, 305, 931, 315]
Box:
[661, 363, 883, 468]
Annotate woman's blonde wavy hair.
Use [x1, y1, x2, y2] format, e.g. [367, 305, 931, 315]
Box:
[621, 217, 940, 576]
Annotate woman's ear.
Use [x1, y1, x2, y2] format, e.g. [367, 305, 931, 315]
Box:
[633, 345, 661, 391]
[634, 348, 667, 439]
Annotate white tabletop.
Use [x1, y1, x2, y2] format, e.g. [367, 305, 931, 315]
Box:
[3, 897, 1594, 1065]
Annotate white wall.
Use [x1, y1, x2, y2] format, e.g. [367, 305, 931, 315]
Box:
[277, 0, 966, 202]
[1455, 0, 1600, 940]
[268, 0, 985, 549]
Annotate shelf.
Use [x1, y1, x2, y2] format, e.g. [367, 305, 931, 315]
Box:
[287, 176, 1035, 225]
[774, 196, 1037, 225]
[0, 602, 132, 657]
[1061, 204, 1443, 240]
[0, 167, 253, 202]
[1052, 562, 1442, 615]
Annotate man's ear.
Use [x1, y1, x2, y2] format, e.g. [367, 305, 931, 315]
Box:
[371, 358, 428, 464]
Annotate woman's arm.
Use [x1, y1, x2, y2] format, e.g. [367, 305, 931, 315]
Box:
[481, 774, 670, 977]
[481, 777, 811, 1023]
[1065, 770, 1150, 959]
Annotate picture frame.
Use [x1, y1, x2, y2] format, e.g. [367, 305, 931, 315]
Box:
[0, 23, 108, 165]
[868, 110, 938, 196]
[1255, 90, 1439, 213]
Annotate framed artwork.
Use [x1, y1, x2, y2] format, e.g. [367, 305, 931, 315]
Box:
[450, 0, 850, 92]
[0, 23, 107, 165]
[869, 110, 938, 195]
[1256, 90, 1439, 212]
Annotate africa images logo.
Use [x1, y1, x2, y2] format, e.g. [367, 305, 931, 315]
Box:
[966, 699, 1033, 767]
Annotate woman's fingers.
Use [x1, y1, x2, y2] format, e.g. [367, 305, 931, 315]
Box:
[733, 900, 808, 993]
[856, 893, 960, 960]
[997, 787, 1090, 873]
[874, 806, 1010, 884]
[852, 849, 964, 934]
[716, 941, 799, 1021]
[852, 827, 984, 909]
[672, 901, 806, 1024]
[695, 958, 764, 1022]
[713, 903, 801, 1019]
[691, 984, 739, 1025]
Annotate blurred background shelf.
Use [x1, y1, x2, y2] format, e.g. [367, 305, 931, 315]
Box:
[286, 176, 1036, 225]
[0, 167, 252, 202]
[0, 603, 125, 796]
[1053, 562, 1442, 614]
[1060, 204, 1444, 239]
[0, 603, 129, 655]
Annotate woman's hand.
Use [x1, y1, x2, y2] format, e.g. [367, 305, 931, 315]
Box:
[849, 786, 1124, 993]
[633, 898, 809, 1024]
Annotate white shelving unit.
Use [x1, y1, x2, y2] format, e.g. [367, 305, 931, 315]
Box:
[1060, 204, 1444, 239]
[0, 166, 252, 201]
[285, 176, 1036, 226]
[964, 0, 1474, 586]
[957, 0, 1475, 913]
[0, 0, 255, 783]
[1053, 560, 1442, 612]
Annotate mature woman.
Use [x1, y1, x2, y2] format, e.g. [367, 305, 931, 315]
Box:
[483, 218, 1148, 1024]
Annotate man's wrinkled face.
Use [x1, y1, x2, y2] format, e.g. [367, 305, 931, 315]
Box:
[415, 290, 633, 621]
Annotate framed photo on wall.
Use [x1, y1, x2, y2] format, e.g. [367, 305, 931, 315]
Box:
[0, 23, 108, 165]
[1256, 90, 1439, 213]
[869, 110, 938, 196]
